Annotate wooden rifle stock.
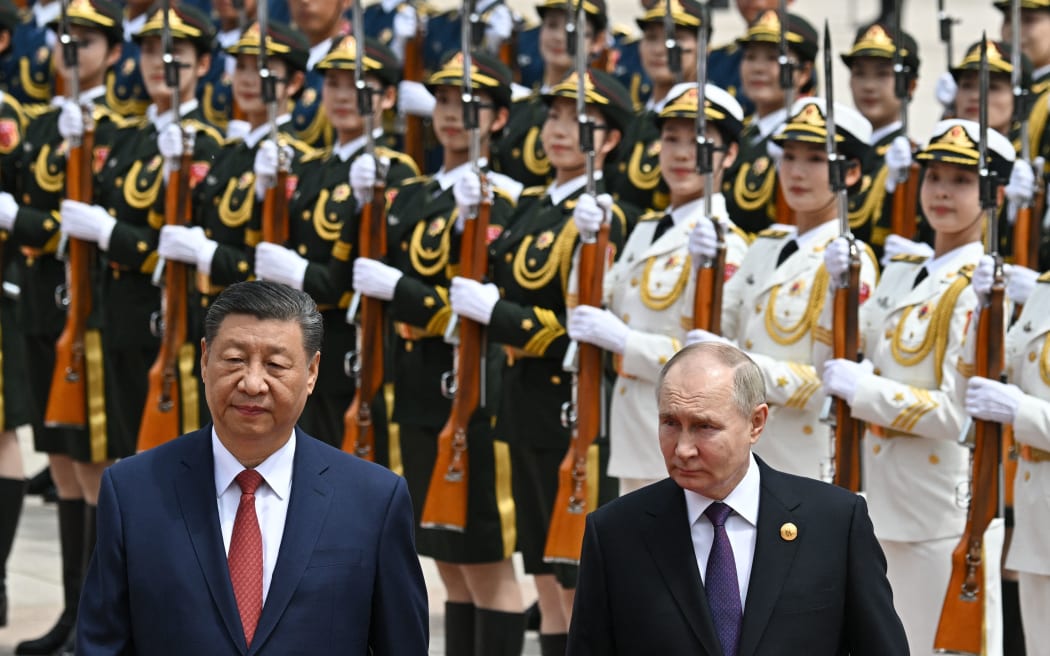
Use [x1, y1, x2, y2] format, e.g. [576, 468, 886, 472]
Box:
[692, 223, 725, 334]
[933, 283, 1004, 654]
[45, 124, 95, 428]
[262, 165, 289, 244]
[342, 180, 388, 461]
[830, 253, 862, 491]
[402, 27, 426, 170]
[890, 162, 919, 239]
[137, 148, 192, 452]
[775, 184, 794, 225]
[419, 197, 492, 531]
[543, 224, 610, 564]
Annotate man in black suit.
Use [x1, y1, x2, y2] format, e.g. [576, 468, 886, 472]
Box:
[567, 343, 908, 656]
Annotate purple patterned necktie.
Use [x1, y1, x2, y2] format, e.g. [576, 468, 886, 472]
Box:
[704, 502, 742, 656]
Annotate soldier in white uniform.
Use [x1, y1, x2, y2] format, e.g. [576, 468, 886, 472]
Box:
[966, 258, 1050, 656]
[691, 97, 879, 481]
[819, 119, 1015, 655]
[567, 83, 751, 495]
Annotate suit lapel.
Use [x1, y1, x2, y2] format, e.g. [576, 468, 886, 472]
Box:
[737, 460, 802, 656]
[249, 430, 333, 654]
[641, 480, 723, 655]
[173, 428, 247, 653]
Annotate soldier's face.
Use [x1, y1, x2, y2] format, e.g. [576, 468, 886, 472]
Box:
[740, 42, 784, 110]
[778, 141, 835, 213]
[139, 37, 209, 105]
[54, 26, 120, 90]
[1002, 8, 1050, 69]
[848, 58, 902, 131]
[921, 161, 983, 238]
[322, 69, 387, 138]
[289, 0, 350, 45]
[431, 86, 505, 153]
[539, 10, 597, 73]
[233, 55, 295, 115]
[955, 71, 1014, 135]
[659, 119, 736, 204]
[215, 0, 259, 24]
[640, 24, 698, 87]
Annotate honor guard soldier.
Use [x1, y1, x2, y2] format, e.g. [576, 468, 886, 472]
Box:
[353, 50, 527, 656]
[209, 0, 259, 140]
[841, 21, 921, 260]
[0, 0, 122, 651]
[571, 82, 750, 495]
[607, 18, 652, 109]
[0, 0, 55, 107]
[967, 259, 1050, 656]
[252, 35, 415, 447]
[288, 0, 351, 148]
[721, 9, 817, 234]
[105, 0, 150, 117]
[450, 68, 636, 656]
[700, 97, 878, 480]
[606, 0, 706, 214]
[492, 0, 608, 190]
[819, 119, 1016, 655]
[707, 0, 793, 117]
[422, 0, 516, 73]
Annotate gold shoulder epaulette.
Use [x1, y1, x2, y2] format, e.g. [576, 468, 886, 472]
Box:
[285, 136, 315, 156]
[521, 185, 546, 198]
[729, 224, 754, 244]
[186, 119, 223, 144]
[376, 145, 421, 172]
[957, 263, 976, 280]
[639, 209, 663, 222]
[757, 228, 791, 239]
[610, 23, 633, 39]
[1037, 270, 1050, 283]
[889, 253, 929, 264]
[299, 147, 328, 163]
[119, 114, 149, 129]
[22, 102, 54, 120]
[397, 174, 429, 187]
[710, 41, 738, 55]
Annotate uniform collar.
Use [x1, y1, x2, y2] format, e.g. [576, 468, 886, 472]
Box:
[34, 1, 61, 29]
[332, 127, 383, 162]
[755, 108, 787, 140]
[921, 241, 984, 280]
[434, 159, 490, 191]
[307, 37, 336, 71]
[244, 115, 292, 149]
[870, 120, 902, 146]
[547, 172, 602, 206]
[148, 99, 200, 131]
[217, 28, 242, 49]
[52, 85, 107, 107]
[124, 12, 148, 42]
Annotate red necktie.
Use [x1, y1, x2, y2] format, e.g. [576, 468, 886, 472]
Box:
[229, 469, 264, 646]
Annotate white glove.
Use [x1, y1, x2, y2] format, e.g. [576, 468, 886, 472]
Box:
[449, 276, 500, 324]
[884, 136, 913, 193]
[971, 254, 996, 306]
[253, 140, 292, 199]
[353, 257, 403, 301]
[573, 193, 612, 236]
[398, 80, 436, 117]
[1006, 161, 1036, 225]
[484, 4, 514, 51]
[966, 376, 1024, 425]
[254, 242, 309, 290]
[60, 200, 117, 249]
[158, 225, 212, 264]
[935, 71, 958, 108]
[823, 237, 852, 280]
[350, 154, 377, 206]
[880, 234, 934, 267]
[58, 100, 84, 141]
[684, 328, 733, 347]
[392, 4, 417, 39]
[1007, 264, 1038, 305]
[766, 140, 783, 165]
[453, 172, 492, 232]
[157, 123, 185, 178]
[687, 215, 720, 265]
[821, 358, 875, 405]
[225, 119, 251, 142]
[567, 305, 630, 354]
[0, 192, 17, 231]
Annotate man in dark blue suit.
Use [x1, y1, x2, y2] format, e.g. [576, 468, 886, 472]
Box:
[567, 343, 908, 656]
[77, 281, 428, 655]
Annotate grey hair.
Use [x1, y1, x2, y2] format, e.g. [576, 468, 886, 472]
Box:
[657, 342, 767, 418]
[204, 280, 324, 356]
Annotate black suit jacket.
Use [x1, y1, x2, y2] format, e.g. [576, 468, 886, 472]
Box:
[567, 458, 908, 656]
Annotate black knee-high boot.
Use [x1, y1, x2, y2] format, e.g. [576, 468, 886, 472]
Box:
[474, 608, 525, 656]
[58, 503, 97, 655]
[539, 632, 568, 656]
[15, 498, 84, 655]
[0, 477, 26, 627]
[445, 602, 476, 656]
[1003, 578, 1026, 656]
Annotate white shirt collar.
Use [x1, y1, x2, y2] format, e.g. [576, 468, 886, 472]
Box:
[547, 172, 602, 206]
[921, 241, 985, 280]
[870, 120, 902, 146]
[1036, 64, 1050, 84]
[332, 127, 384, 162]
[124, 12, 148, 42]
[51, 85, 107, 107]
[243, 115, 292, 149]
[148, 99, 201, 131]
[217, 28, 242, 49]
[684, 453, 761, 529]
[795, 217, 839, 251]
[307, 37, 335, 71]
[668, 193, 729, 227]
[212, 427, 295, 502]
[755, 108, 787, 140]
[433, 158, 490, 191]
[34, 1, 61, 29]
[380, 0, 401, 11]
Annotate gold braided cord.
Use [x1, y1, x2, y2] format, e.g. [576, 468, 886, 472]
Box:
[178, 342, 199, 432]
[851, 166, 888, 229]
[493, 440, 517, 560]
[627, 142, 661, 190]
[763, 266, 830, 346]
[512, 222, 578, 292]
[732, 161, 776, 211]
[409, 218, 451, 278]
[123, 160, 163, 209]
[640, 255, 690, 311]
[521, 307, 565, 356]
[34, 144, 64, 193]
[523, 126, 551, 177]
[218, 178, 254, 228]
[890, 276, 969, 387]
[1039, 332, 1050, 387]
[312, 187, 343, 242]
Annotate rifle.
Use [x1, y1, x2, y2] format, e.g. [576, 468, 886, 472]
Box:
[1010, 0, 1039, 270]
[775, 0, 795, 225]
[889, 0, 918, 239]
[419, 3, 486, 531]
[138, 2, 194, 451]
[934, 35, 1004, 654]
[401, 2, 426, 169]
[230, 0, 248, 122]
[544, 0, 605, 563]
[258, 0, 289, 245]
[46, 0, 95, 429]
[820, 22, 863, 491]
[664, 0, 682, 85]
[691, 1, 724, 334]
[342, 8, 390, 462]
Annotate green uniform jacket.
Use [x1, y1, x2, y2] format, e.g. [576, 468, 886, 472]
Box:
[493, 94, 551, 190]
[606, 110, 668, 215]
[722, 119, 780, 234]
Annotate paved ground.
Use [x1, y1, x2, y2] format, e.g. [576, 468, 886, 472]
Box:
[0, 0, 1007, 654]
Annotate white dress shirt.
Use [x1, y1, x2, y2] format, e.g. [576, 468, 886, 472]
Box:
[684, 453, 762, 609]
[213, 429, 295, 603]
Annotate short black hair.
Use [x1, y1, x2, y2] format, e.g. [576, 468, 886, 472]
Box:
[204, 281, 323, 356]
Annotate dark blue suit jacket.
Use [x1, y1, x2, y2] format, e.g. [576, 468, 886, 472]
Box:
[77, 426, 429, 655]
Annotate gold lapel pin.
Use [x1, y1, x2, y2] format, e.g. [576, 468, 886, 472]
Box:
[780, 522, 798, 542]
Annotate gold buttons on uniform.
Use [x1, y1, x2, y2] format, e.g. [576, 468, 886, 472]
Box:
[423, 297, 435, 308]
[298, 245, 308, 256]
[551, 376, 561, 385]
[873, 444, 882, 454]
[1025, 471, 1032, 482]
[929, 454, 940, 465]
[780, 523, 798, 541]
[620, 386, 626, 395]
[802, 425, 813, 435]
[658, 356, 667, 365]
[1029, 351, 1037, 362]
[745, 339, 753, 349]
[630, 278, 638, 287]
[505, 253, 513, 263]
[755, 304, 762, 314]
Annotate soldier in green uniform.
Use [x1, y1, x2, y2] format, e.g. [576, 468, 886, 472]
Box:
[720, 9, 817, 234]
[840, 21, 921, 261]
[605, 0, 706, 214]
[252, 35, 417, 449]
[353, 50, 527, 656]
[450, 69, 636, 656]
[287, 0, 351, 148]
[492, 0, 608, 191]
[105, 0, 151, 117]
[0, 0, 125, 650]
